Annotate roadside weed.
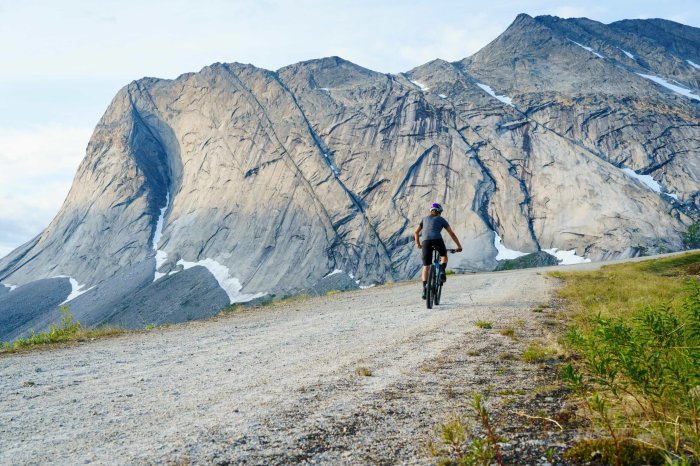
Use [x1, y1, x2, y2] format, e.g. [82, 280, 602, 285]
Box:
[556, 252, 700, 463]
[1, 306, 125, 353]
[429, 395, 503, 465]
[498, 327, 516, 339]
[475, 320, 492, 329]
[521, 342, 557, 363]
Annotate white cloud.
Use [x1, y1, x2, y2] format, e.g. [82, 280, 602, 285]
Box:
[0, 126, 90, 256]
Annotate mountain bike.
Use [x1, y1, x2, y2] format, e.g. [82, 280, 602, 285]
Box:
[426, 247, 457, 309]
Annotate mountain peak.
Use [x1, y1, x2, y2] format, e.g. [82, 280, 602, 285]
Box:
[278, 55, 381, 89]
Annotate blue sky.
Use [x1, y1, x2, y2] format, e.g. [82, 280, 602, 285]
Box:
[1, 0, 699, 257]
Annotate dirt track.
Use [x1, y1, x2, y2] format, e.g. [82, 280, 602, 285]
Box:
[1, 266, 580, 465]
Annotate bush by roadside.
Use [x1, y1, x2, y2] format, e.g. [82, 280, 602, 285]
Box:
[552, 252, 700, 465]
[1, 306, 125, 353]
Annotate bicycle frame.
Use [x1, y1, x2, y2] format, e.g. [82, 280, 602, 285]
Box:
[425, 247, 456, 309]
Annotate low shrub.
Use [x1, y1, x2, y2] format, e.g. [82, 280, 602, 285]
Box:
[556, 252, 700, 463]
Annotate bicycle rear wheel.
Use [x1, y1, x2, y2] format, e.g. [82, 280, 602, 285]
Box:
[426, 265, 435, 309]
[435, 281, 442, 305]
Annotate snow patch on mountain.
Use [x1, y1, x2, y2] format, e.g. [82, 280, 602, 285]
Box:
[637, 73, 700, 101]
[476, 83, 515, 107]
[409, 79, 429, 92]
[2, 283, 17, 292]
[322, 153, 340, 177]
[177, 258, 266, 304]
[621, 168, 661, 192]
[153, 193, 170, 282]
[493, 232, 529, 260]
[543, 248, 591, 265]
[688, 60, 700, 70]
[568, 39, 605, 58]
[54, 276, 93, 305]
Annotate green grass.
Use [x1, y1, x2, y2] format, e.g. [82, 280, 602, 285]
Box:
[1, 306, 126, 353]
[553, 252, 700, 464]
[475, 320, 492, 329]
[428, 395, 502, 465]
[521, 341, 557, 363]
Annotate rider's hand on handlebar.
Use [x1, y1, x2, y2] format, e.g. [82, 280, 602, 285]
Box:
[416, 242, 422, 249]
[455, 247, 463, 252]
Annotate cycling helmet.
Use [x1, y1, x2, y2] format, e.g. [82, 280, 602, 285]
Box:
[430, 203, 443, 212]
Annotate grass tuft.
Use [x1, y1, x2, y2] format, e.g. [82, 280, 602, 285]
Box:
[475, 320, 492, 329]
[1, 306, 125, 353]
[521, 341, 557, 363]
[564, 439, 664, 465]
[498, 327, 516, 339]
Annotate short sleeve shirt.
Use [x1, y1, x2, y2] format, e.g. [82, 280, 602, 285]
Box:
[420, 215, 450, 240]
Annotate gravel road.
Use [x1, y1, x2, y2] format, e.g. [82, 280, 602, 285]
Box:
[1, 267, 577, 465]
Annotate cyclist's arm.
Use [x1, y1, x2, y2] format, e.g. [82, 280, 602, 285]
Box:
[445, 226, 463, 252]
[414, 224, 423, 249]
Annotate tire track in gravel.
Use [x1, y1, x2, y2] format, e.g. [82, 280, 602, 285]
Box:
[1, 268, 556, 465]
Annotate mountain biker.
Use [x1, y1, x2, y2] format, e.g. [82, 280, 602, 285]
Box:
[414, 203, 463, 299]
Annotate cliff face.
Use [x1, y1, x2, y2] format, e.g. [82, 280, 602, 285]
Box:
[1, 14, 698, 339]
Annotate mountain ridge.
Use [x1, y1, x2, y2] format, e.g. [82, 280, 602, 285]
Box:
[0, 13, 698, 340]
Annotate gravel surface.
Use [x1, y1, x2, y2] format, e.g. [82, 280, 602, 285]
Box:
[1, 265, 599, 465]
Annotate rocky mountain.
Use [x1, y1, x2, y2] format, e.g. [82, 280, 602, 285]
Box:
[1, 14, 698, 341]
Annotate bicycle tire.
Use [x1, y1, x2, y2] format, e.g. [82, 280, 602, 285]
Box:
[435, 281, 442, 305]
[426, 265, 435, 309]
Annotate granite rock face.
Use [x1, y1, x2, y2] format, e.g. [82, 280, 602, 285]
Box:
[494, 251, 560, 271]
[0, 14, 697, 339]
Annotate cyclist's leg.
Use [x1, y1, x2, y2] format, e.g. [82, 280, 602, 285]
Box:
[436, 239, 448, 283]
[421, 241, 433, 298]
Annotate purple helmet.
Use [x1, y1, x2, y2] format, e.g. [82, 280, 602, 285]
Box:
[430, 203, 443, 212]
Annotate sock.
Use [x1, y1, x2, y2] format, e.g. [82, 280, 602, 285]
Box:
[439, 263, 446, 273]
[422, 281, 427, 288]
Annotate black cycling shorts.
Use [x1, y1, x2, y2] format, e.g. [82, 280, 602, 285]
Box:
[422, 238, 447, 266]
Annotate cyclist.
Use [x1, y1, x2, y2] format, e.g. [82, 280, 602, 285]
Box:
[414, 203, 463, 299]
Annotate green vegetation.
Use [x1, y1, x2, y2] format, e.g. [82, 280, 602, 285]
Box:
[474, 320, 492, 329]
[1, 306, 125, 353]
[554, 252, 700, 464]
[498, 327, 516, 339]
[684, 222, 700, 250]
[564, 439, 664, 465]
[355, 366, 372, 377]
[521, 341, 557, 363]
[429, 394, 503, 465]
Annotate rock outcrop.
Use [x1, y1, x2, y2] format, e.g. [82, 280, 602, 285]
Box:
[0, 14, 697, 340]
[494, 251, 560, 271]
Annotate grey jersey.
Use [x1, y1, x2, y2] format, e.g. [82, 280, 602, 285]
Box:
[420, 215, 450, 240]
